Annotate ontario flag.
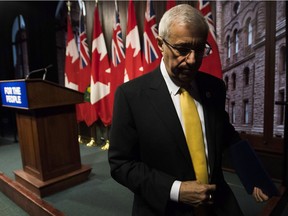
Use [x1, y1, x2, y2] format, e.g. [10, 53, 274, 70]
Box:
[197, 0, 222, 78]
[78, 6, 94, 126]
[90, 3, 112, 126]
[166, 0, 176, 10]
[124, 0, 143, 82]
[109, 1, 125, 114]
[142, 0, 161, 74]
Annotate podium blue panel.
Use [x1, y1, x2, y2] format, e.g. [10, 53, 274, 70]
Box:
[0, 80, 29, 109]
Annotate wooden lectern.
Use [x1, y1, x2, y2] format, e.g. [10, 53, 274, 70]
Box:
[0, 79, 91, 197]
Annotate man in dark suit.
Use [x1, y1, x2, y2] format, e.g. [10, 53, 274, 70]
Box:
[108, 4, 268, 216]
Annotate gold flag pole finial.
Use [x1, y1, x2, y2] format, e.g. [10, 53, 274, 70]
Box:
[67, 0, 71, 14]
[87, 137, 97, 147]
[101, 139, 110, 151]
[78, 135, 84, 144]
[101, 126, 110, 150]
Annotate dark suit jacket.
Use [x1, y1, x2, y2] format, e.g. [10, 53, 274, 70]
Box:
[108, 68, 244, 216]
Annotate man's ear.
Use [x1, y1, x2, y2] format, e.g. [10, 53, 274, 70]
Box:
[156, 36, 164, 52]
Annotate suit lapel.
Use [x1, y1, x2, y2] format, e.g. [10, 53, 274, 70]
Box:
[143, 70, 221, 175]
[146, 69, 192, 163]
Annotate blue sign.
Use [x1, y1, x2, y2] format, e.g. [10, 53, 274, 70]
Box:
[0, 81, 29, 109]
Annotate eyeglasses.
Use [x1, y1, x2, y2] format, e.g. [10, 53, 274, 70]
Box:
[162, 38, 212, 58]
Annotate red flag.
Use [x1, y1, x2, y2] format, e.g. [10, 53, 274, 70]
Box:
[90, 4, 112, 126]
[78, 6, 93, 126]
[197, 0, 222, 78]
[142, 0, 162, 73]
[124, 0, 143, 81]
[65, 14, 82, 122]
[65, 15, 79, 90]
[109, 2, 125, 114]
[166, 0, 176, 10]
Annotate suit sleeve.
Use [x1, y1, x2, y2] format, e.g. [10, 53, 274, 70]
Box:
[108, 86, 176, 214]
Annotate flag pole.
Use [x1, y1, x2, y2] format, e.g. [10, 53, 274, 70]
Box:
[77, 0, 83, 145]
[114, 0, 118, 11]
[87, 123, 97, 147]
[66, 0, 83, 145]
[101, 126, 110, 150]
[86, 0, 99, 147]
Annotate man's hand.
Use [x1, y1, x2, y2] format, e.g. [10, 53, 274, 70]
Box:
[252, 187, 269, 202]
[179, 181, 216, 207]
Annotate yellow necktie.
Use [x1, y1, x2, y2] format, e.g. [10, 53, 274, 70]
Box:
[180, 88, 208, 184]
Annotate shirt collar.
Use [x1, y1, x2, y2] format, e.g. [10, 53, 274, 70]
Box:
[160, 59, 180, 96]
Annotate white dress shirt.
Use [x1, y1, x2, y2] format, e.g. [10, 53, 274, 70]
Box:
[159, 59, 209, 202]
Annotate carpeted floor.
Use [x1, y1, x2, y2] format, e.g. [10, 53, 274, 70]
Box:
[0, 135, 280, 216]
[0, 190, 28, 216]
[43, 143, 133, 216]
[0, 136, 29, 216]
[0, 135, 133, 216]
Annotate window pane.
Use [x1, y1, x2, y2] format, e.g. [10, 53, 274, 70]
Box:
[248, 22, 252, 45]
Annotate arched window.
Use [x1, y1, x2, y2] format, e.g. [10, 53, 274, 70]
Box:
[278, 90, 285, 125]
[227, 36, 231, 59]
[279, 46, 286, 73]
[12, 15, 29, 79]
[243, 99, 249, 124]
[234, 30, 239, 54]
[244, 67, 250, 86]
[232, 73, 236, 90]
[248, 20, 253, 46]
[233, 1, 241, 15]
[231, 102, 236, 124]
[224, 76, 229, 90]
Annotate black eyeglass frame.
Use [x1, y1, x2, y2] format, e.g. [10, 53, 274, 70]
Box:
[162, 38, 212, 58]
